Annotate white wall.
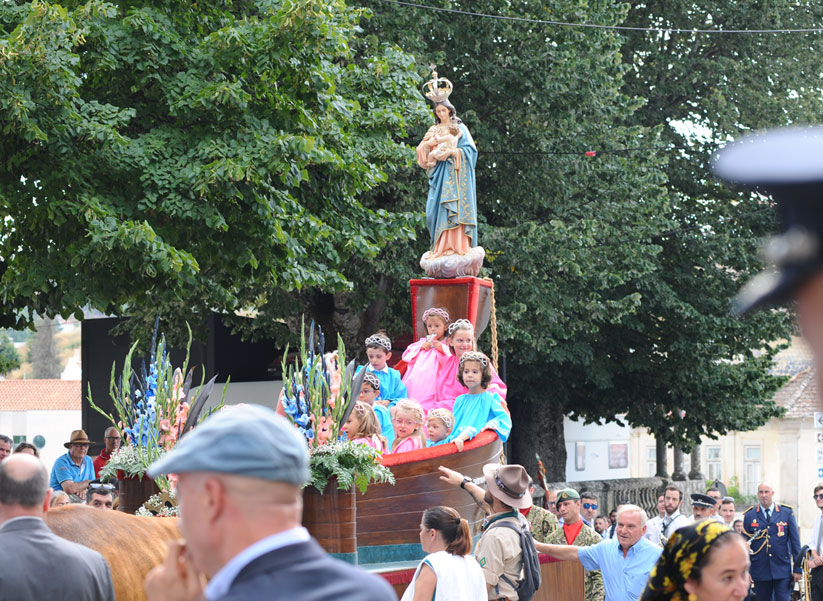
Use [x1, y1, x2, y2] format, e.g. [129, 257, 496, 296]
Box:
[564, 416, 632, 482]
[0, 410, 82, 472]
[204, 380, 283, 412]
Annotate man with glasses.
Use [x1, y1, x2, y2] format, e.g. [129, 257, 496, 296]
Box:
[86, 483, 115, 510]
[49, 430, 96, 500]
[705, 487, 726, 523]
[93, 427, 121, 478]
[809, 484, 823, 601]
[540, 489, 605, 601]
[580, 491, 598, 528]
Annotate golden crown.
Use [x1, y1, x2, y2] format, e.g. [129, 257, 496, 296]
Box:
[422, 69, 453, 104]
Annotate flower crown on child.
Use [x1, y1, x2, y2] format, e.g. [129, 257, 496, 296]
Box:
[394, 399, 425, 424]
[427, 408, 455, 430]
[365, 333, 391, 351]
[423, 307, 450, 324]
[448, 318, 474, 336]
[362, 372, 380, 390]
[459, 350, 489, 367]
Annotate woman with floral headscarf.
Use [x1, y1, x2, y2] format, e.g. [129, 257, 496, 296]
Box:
[640, 520, 750, 601]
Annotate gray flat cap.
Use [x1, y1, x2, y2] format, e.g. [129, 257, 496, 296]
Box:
[148, 404, 309, 485]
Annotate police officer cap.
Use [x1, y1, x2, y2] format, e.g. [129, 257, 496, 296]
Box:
[148, 404, 309, 485]
[691, 493, 717, 508]
[713, 126, 823, 314]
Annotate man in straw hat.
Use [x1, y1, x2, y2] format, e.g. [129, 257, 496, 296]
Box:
[143, 404, 395, 601]
[49, 429, 96, 499]
[713, 127, 823, 601]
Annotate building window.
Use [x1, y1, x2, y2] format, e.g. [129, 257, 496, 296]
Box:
[706, 446, 722, 481]
[743, 445, 761, 497]
[575, 442, 585, 471]
[647, 446, 656, 477]
[609, 442, 628, 469]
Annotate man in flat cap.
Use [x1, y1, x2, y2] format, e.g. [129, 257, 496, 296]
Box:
[540, 489, 604, 601]
[714, 127, 821, 601]
[143, 404, 396, 601]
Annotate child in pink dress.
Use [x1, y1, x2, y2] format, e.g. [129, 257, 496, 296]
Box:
[343, 402, 387, 453]
[435, 319, 507, 411]
[388, 399, 427, 454]
[402, 307, 451, 413]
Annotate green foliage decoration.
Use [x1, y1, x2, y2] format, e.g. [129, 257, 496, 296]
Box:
[307, 440, 395, 495]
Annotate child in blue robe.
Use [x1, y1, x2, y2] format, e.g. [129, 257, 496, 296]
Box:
[447, 351, 511, 451]
[354, 331, 407, 406]
[357, 372, 394, 448]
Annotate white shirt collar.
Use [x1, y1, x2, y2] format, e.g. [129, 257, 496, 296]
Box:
[761, 503, 775, 513]
[367, 365, 389, 374]
[205, 527, 310, 600]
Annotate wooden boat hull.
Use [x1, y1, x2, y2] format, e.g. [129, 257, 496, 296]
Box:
[303, 430, 502, 565]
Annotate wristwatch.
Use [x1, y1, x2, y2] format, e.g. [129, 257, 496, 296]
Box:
[460, 476, 471, 489]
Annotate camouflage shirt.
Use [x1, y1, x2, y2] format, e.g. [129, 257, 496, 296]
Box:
[525, 505, 559, 543]
[544, 522, 605, 601]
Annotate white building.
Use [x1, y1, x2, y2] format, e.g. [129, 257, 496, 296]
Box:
[0, 380, 82, 470]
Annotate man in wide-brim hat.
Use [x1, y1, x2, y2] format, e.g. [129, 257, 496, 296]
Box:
[48, 429, 96, 500]
[473, 464, 531, 599]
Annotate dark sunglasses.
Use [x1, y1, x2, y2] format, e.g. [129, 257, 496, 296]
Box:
[583, 503, 598, 510]
[814, 494, 823, 500]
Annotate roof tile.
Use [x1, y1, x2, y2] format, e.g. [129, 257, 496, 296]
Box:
[0, 380, 81, 411]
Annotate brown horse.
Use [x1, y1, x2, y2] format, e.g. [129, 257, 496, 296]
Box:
[46, 505, 180, 601]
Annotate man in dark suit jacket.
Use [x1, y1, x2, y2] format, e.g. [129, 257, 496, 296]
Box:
[145, 404, 396, 601]
[742, 482, 802, 601]
[0, 453, 115, 601]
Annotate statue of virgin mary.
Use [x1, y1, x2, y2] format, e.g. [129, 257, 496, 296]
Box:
[416, 72, 485, 278]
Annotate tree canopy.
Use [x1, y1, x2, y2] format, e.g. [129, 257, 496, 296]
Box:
[0, 0, 427, 339]
[0, 0, 813, 479]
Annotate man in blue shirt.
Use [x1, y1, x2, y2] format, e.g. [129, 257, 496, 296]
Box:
[535, 504, 662, 601]
[49, 429, 96, 499]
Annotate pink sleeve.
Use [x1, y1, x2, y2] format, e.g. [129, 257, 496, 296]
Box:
[402, 338, 427, 363]
[488, 366, 507, 401]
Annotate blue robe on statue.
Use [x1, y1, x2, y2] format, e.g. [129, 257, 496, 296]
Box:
[447, 390, 511, 444]
[425, 123, 478, 249]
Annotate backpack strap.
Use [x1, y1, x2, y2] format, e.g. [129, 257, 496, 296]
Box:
[488, 520, 524, 589]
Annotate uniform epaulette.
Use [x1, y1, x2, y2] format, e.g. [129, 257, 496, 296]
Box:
[779, 503, 793, 510]
[743, 505, 755, 513]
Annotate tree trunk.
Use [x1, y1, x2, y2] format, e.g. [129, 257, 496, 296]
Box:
[509, 399, 566, 482]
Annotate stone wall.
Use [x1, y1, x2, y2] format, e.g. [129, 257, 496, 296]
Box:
[536, 477, 705, 517]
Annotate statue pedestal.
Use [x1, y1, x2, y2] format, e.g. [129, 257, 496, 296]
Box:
[420, 247, 485, 279]
[409, 277, 493, 339]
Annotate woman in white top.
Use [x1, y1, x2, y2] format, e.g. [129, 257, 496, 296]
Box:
[401, 505, 487, 601]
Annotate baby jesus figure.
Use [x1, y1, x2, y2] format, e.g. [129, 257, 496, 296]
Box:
[425, 123, 462, 169]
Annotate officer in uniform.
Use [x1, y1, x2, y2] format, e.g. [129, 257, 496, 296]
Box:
[713, 128, 823, 601]
[740, 483, 801, 601]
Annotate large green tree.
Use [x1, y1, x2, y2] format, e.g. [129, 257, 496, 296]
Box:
[0, 0, 427, 341]
[606, 2, 823, 449]
[357, 1, 804, 478]
[357, 0, 677, 477]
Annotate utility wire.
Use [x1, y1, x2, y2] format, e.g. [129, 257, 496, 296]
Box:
[377, 0, 823, 35]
